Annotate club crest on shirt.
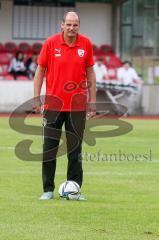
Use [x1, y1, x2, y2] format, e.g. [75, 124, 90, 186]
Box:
[54, 48, 61, 57]
[78, 49, 85, 57]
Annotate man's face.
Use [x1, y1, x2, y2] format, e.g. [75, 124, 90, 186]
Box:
[97, 59, 103, 66]
[61, 16, 80, 38]
[124, 63, 130, 70]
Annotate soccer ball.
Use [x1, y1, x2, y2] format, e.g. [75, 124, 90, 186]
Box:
[58, 180, 81, 200]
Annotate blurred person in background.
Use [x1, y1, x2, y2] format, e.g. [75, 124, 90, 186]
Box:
[26, 54, 38, 80]
[8, 51, 27, 80]
[117, 61, 142, 85]
[94, 57, 108, 84]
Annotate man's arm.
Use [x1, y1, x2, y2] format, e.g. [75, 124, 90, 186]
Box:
[131, 68, 143, 84]
[86, 66, 96, 117]
[33, 65, 46, 112]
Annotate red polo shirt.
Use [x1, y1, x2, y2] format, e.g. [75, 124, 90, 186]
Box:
[38, 33, 94, 111]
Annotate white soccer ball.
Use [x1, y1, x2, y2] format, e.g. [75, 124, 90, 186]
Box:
[58, 180, 81, 200]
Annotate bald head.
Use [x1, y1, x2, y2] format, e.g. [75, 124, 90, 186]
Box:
[63, 11, 80, 23]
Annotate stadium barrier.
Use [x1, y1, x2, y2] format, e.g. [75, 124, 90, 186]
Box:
[0, 81, 158, 115]
[0, 80, 45, 112]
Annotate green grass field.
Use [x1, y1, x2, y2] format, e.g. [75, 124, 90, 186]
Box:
[0, 116, 159, 240]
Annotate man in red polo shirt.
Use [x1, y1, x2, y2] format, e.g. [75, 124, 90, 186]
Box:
[34, 11, 96, 200]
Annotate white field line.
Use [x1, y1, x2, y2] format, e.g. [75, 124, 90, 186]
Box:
[0, 146, 40, 152]
[0, 146, 15, 150]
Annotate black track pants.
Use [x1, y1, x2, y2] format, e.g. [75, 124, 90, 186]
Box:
[42, 111, 86, 192]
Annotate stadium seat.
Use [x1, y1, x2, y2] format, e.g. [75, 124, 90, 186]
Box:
[99, 44, 113, 56]
[3, 74, 14, 80]
[0, 43, 5, 53]
[32, 42, 42, 54]
[106, 55, 122, 68]
[0, 66, 8, 76]
[0, 53, 10, 78]
[0, 53, 10, 64]
[4, 42, 17, 54]
[92, 44, 99, 55]
[0, 64, 5, 77]
[18, 42, 31, 54]
[16, 75, 29, 81]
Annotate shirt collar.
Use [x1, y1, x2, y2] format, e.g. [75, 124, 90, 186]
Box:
[60, 32, 80, 47]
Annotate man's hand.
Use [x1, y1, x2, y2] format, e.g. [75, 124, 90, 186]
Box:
[33, 65, 46, 113]
[87, 102, 96, 119]
[33, 98, 43, 113]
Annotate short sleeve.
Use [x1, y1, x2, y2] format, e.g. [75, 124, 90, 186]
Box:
[86, 40, 94, 67]
[131, 68, 138, 79]
[37, 40, 49, 68]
